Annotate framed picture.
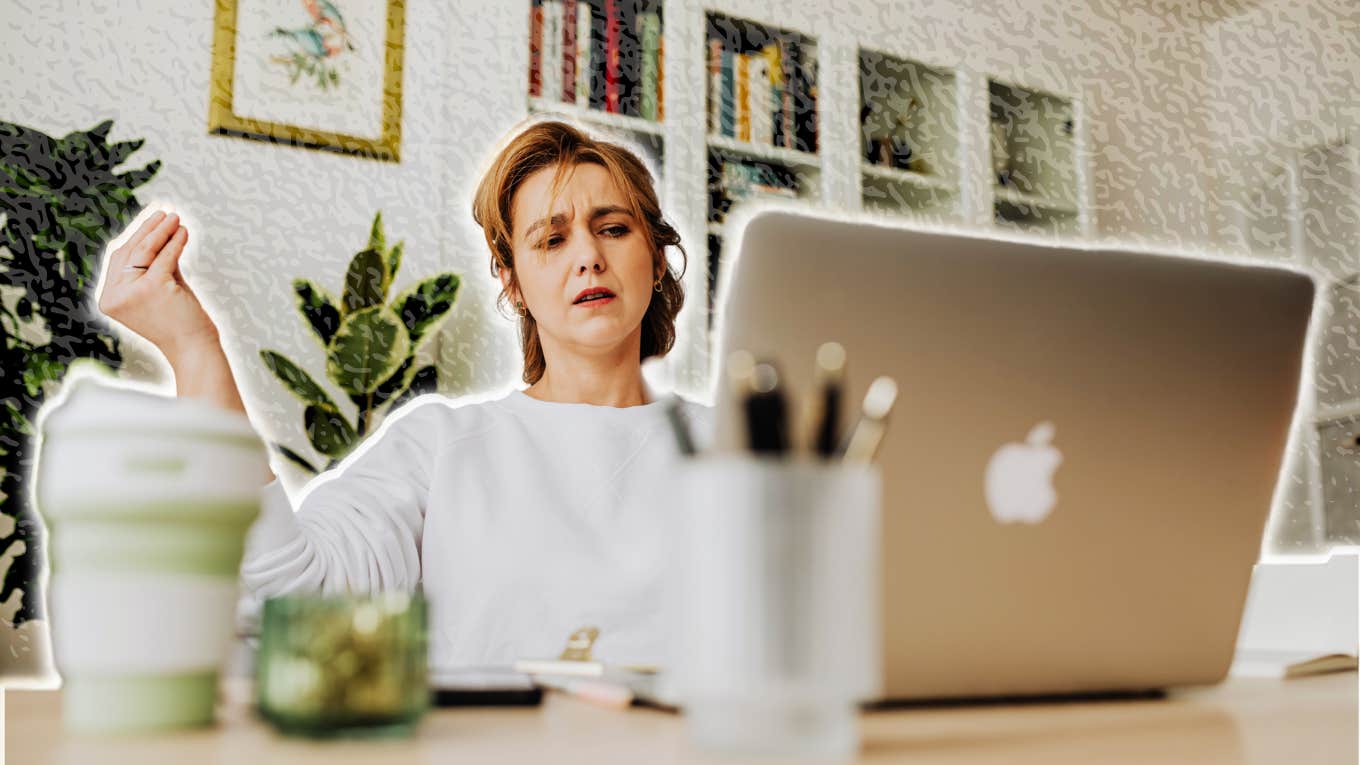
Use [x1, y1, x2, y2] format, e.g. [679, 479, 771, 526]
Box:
[208, 0, 405, 162]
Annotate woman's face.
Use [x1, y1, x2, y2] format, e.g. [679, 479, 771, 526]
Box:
[504, 162, 658, 358]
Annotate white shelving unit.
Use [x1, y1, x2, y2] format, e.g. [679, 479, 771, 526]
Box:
[519, 1, 1093, 391]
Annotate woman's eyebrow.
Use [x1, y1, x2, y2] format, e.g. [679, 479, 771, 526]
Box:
[523, 206, 633, 238]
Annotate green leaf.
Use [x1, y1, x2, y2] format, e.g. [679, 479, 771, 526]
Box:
[113, 159, 161, 191]
[292, 278, 342, 347]
[393, 273, 461, 347]
[371, 355, 417, 410]
[304, 404, 358, 459]
[259, 349, 339, 410]
[325, 305, 410, 395]
[384, 240, 403, 285]
[21, 351, 64, 397]
[340, 247, 387, 314]
[367, 211, 385, 256]
[106, 139, 145, 169]
[390, 365, 439, 412]
[271, 441, 319, 475]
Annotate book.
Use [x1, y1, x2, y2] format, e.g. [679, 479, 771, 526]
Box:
[657, 33, 664, 120]
[604, 0, 619, 113]
[575, 1, 592, 106]
[616, 0, 642, 116]
[736, 53, 750, 142]
[787, 38, 817, 153]
[528, 2, 543, 97]
[562, 0, 577, 103]
[719, 44, 735, 137]
[779, 38, 795, 149]
[749, 49, 773, 146]
[707, 39, 722, 134]
[638, 11, 660, 121]
[541, 0, 563, 104]
[588, 2, 607, 110]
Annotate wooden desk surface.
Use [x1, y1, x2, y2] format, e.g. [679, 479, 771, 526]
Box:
[7, 673, 1356, 764]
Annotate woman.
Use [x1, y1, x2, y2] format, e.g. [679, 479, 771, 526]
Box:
[97, 120, 709, 668]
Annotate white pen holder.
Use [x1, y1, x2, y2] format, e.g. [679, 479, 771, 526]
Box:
[672, 456, 882, 758]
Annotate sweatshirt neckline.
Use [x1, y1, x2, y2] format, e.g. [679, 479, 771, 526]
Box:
[499, 387, 669, 417]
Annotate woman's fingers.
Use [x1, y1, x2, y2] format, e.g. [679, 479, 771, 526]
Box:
[110, 210, 166, 270]
[147, 226, 189, 281]
[125, 212, 180, 269]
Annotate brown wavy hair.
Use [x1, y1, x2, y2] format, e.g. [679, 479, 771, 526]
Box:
[471, 120, 687, 385]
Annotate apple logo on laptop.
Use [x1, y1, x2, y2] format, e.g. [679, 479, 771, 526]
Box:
[984, 421, 1062, 524]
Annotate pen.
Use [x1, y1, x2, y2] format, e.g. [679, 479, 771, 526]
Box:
[811, 342, 846, 458]
[840, 376, 898, 463]
[745, 361, 789, 454]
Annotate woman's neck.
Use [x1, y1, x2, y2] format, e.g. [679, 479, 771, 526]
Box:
[522, 362, 650, 408]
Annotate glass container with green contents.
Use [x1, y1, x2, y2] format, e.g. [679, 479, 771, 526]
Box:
[256, 592, 429, 737]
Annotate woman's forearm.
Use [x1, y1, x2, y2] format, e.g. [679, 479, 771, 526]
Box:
[169, 337, 278, 483]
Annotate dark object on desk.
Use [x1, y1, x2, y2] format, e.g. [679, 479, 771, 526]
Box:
[433, 686, 543, 707]
[430, 666, 544, 707]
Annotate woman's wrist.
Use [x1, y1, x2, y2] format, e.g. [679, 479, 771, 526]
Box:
[168, 336, 247, 415]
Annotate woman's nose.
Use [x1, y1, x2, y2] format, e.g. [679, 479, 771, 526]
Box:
[572, 231, 606, 274]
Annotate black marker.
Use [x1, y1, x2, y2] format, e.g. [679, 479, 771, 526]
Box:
[746, 361, 789, 455]
[812, 342, 846, 458]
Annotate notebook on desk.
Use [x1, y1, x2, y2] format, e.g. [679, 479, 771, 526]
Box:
[716, 209, 1317, 701]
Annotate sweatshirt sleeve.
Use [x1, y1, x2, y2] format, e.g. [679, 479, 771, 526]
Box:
[235, 400, 442, 632]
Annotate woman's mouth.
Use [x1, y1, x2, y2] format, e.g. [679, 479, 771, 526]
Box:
[571, 292, 614, 304]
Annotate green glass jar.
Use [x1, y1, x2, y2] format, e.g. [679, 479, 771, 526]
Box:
[256, 592, 429, 737]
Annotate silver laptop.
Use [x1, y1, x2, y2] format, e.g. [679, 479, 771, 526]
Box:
[712, 209, 1316, 701]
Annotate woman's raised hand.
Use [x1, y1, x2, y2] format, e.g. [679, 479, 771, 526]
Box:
[98, 209, 220, 366]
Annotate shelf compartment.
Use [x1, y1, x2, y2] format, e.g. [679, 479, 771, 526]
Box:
[705, 12, 819, 156]
[989, 78, 1078, 232]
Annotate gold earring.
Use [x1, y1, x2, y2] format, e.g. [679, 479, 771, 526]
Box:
[516, 301, 527, 317]
[654, 277, 663, 293]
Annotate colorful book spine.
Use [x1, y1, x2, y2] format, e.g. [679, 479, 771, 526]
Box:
[541, 0, 563, 103]
[604, 0, 620, 113]
[575, 1, 592, 106]
[780, 38, 795, 149]
[708, 38, 722, 135]
[562, 0, 577, 103]
[528, 2, 543, 97]
[766, 42, 785, 148]
[638, 11, 660, 121]
[749, 51, 773, 146]
[801, 41, 819, 152]
[736, 53, 750, 142]
[720, 45, 735, 137]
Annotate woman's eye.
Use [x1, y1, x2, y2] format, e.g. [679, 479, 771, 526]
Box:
[544, 235, 563, 248]
[601, 225, 628, 237]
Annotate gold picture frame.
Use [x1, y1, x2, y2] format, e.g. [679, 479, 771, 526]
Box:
[208, 0, 405, 162]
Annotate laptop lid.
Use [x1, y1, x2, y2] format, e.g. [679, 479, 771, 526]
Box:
[712, 209, 1316, 700]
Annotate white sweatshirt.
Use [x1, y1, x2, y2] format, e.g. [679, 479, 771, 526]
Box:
[239, 389, 711, 670]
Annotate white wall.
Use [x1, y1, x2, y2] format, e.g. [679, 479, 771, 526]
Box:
[1, 0, 1355, 525]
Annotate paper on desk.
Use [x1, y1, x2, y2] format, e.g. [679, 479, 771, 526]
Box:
[1231, 550, 1358, 679]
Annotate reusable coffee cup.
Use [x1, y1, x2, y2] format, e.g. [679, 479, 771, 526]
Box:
[36, 376, 270, 732]
[673, 456, 882, 758]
